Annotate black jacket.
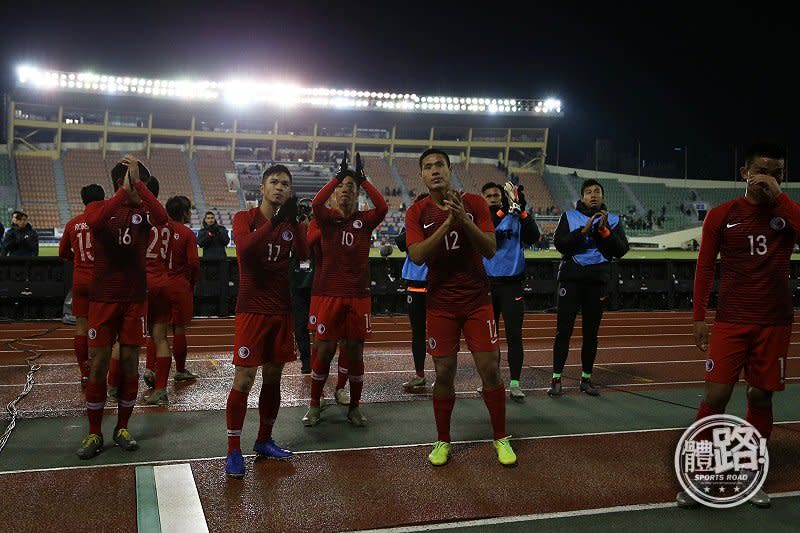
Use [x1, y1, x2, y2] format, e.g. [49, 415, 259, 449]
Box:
[553, 201, 629, 284]
[196, 221, 230, 258]
[3, 223, 39, 257]
[0, 222, 4, 255]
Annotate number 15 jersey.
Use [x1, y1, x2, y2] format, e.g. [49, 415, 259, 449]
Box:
[405, 193, 494, 310]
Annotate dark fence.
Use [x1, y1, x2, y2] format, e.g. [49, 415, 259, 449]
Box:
[2, 257, 800, 320]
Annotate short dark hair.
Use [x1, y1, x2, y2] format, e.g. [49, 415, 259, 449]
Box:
[166, 195, 191, 221]
[11, 210, 26, 219]
[744, 142, 786, 167]
[80, 184, 105, 205]
[419, 149, 451, 169]
[262, 164, 292, 184]
[581, 178, 604, 196]
[111, 160, 151, 190]
[204, 211, 215, 217]
[145, 176, 160, 198]
[481, 181, 503, 194]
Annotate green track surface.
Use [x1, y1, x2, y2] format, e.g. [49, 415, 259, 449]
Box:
[2, 384, 798, 472]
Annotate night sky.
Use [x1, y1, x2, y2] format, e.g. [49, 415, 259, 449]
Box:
[1, 1, 794, 179]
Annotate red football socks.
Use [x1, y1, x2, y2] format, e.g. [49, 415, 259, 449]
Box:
[433, 396, 455, 443]
[310, 357, 330, 407]
[85, 381, 106, 435]
[115, 374, 139, 431]
[746, 402, 773, 440]
[173, 333, 187, 373]
[257, 381, 281, 442]
[482, 385, 507, 440]
[155, 357, 171, 390]
[145, 338, 156, 373]
[336, 345, 350, 391]
[226, 389, 249, 453]
[348, 359, 365, 408]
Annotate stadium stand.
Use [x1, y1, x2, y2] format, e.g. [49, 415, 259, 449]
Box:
[393, 156, 421, 194]
[14, 154, 61, 229]
[62, 149, 108, 216]
[452, 162, 506, 195]
[515, 171, 557, 215]
[194, 149, 240, 209]
[359, 154, 404, 209]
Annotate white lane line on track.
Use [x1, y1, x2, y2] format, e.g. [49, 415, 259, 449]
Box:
[2, 422, 800, 476]
[357, 490, 800, 532]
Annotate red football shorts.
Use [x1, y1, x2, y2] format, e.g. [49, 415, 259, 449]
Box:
[233, 312, 296, 367]
[426, 303, 499, 357]
[706, 321, 790, 391]
[71, 282, 90, 318]
[87, 300, 147, 347]
[169, 286, 194, 326]
[147, 284, 171, 325]
[311, 296, 372, 341]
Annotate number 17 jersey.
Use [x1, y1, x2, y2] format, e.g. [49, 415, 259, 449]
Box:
[405, 193, 494, 310]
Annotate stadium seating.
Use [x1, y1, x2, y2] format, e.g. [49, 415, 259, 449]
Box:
[62, 149, 108, 216]
[195, 150, 240, 208]
[515, 172, 557, 215]
[393, 156, 421, 194]
[452, 162, 506, 195]
[14, 155, 61, 229]
[360, 154, 404, 209]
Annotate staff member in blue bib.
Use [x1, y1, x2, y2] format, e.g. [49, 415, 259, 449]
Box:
[482, 181, 540, 401]
[549, 179, 629, 397]
[396, 192, 430, 389]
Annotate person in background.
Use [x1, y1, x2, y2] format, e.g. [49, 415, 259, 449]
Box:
[3, 211, 39, 256]
[197, 211, 230, 258]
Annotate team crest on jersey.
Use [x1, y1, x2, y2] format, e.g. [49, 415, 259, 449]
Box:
[705, 358, 714, 373]
[317, 324, 326, 334]
[309, 315, 317, 325]
[770, 216, 786, 231]
[559, 287, 567, 297]
[428, 337, 437, 349]
[174, 233, 180, 240]
[282, 230, 294, 242]
[238, 346, 250, 359]
[131, 214, 143, 224]
[466, 213, 474, 222]
[353, 219, 363, 229]
[407, 295, 413, 304]
[87, 328, 97, 340]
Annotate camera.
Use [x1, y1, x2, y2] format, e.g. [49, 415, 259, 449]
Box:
[297, 197, 313, 221]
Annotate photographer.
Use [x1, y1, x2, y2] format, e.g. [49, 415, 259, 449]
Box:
[548, 179, 629, 397]
[289, 198, 315, 373]
[196, 211, 230, 258]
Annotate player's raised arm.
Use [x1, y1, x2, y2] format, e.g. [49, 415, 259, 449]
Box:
[84, 187, 128, 228]
[355, 153, 388, 227]
[232, 211, 274, 257]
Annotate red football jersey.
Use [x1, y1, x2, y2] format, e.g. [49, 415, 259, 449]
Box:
[694, 192, 800, 325]
[167, 221, 200, 291]
[405, 193, 494, 310]
[233, 207, 309, 315]
[308, 218, 324, 289]
[311, 179, 388, 297]
[86, 181, 169, 302]
[59, 212, 94, 286]
[145, 221, 171, 289]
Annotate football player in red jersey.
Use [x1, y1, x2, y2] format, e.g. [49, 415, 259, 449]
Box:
[59, 184, 105, 386]
[678, 142, 800, 509]
[77, 155, 168, 459]
[225, 164, 309, 478]
[302, 153, 387, 428]
[166, 196, 200, 384]
[405, 149, 515, 467]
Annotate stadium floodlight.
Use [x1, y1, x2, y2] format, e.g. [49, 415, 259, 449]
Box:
[15, 64, 563, 116]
